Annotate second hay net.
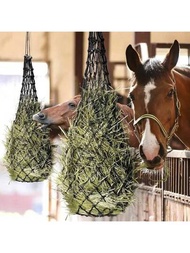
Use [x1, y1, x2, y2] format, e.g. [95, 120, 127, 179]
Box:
[57, 32, 139, 217]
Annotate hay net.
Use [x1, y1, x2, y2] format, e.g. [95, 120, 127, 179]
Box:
[4, 49, 53, 182]
[83, 32, 111, 88]
[57, 32, 139, 217]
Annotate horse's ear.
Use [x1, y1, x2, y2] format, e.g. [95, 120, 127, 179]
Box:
[126, 45, 142, 72]
[162, 40, 179, 70]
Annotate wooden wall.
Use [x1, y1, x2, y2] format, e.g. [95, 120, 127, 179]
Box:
[0, 32, 190, 105]
[0, 31, 190, 103]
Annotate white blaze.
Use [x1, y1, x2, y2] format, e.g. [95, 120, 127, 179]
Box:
[141, 81, 160, 160]
[140, 120, 160, 160]
[144, 82, 156, 110]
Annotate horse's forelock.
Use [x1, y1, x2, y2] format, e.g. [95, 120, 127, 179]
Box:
[135, 58, 165, 85]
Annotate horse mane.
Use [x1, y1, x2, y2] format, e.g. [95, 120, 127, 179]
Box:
[174, 66, 190, 78]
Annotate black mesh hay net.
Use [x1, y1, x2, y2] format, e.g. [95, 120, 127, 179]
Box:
[83, 32, 111, 88]
[4, 33, 53, 182]
[57, 32, 139, 217]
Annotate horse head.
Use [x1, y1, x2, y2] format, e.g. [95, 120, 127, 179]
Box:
[33, 94, 139, 147]
[126, 40, 181, 170]
[33, 95, 81, 131]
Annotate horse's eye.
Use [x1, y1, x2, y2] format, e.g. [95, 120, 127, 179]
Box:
[68, 102, 76, 109]
[167, 89, 175, 98]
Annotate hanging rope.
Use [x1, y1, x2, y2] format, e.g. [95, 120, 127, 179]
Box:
[4, 32, 53, 182]
[57, 32, 139, 217]
[25, 31, 30, 56]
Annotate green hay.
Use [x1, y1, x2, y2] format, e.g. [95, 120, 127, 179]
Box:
[57, 81, 139, 217]
[4, 101, 53, 182]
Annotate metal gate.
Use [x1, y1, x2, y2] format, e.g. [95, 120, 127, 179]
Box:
[135, 149, 190, 221]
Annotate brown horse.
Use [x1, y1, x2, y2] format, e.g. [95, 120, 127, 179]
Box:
[33, 95, 139, 148]
[126, 40, 190, 170]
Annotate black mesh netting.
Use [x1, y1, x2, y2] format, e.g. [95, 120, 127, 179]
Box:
[57, 32, 139, 217]
[4, 54, 53, 182]
[83, 32, 111, 88]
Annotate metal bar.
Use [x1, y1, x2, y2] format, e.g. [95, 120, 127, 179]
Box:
[161, 170, 165, 221]
[167, 150, 190, 158]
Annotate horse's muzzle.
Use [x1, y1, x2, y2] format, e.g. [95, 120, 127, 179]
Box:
[33, 112, 51, 128]
[139, 143, 166, 170]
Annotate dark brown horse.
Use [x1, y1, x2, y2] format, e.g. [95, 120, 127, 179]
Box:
[126, 40, 190, 170]
[33, 95, 139, 148]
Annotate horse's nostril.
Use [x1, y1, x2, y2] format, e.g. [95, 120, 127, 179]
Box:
[139, 145, 146, 159]
[152, 156, 161, 164]
[38, 112, 46, 120]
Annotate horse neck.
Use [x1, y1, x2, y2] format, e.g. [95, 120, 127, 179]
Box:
[173, 70, 190, 147]
[174, 66, 190, 78]
[173, 70, 190, 103]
